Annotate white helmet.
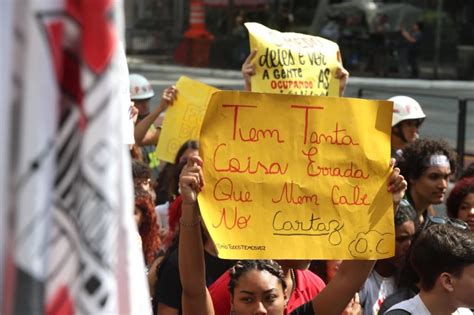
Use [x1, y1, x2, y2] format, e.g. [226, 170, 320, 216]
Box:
[129, 73, 154, 100]
[389, 96, 426, 127]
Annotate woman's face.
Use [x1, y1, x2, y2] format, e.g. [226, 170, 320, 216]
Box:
[136, 178, 151, 193]
[393, 220, 416, 267]
[232, 269, 286, 315]
[179, 148, 199, 163]
[457, 192, 474, 231]
[134, 206, 143, 227]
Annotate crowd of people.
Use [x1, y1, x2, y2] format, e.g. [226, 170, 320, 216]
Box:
[127, 51, 474, 315]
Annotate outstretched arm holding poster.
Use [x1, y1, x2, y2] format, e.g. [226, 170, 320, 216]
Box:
[178, 155, 406, 315]
[155, 76, 218, 163]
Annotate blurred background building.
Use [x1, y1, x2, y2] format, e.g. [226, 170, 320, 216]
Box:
[123, 0, 474, 79]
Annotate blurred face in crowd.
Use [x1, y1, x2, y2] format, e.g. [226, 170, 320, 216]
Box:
[410, 165, 450, 207]
[134, 206, 143, 227]
[451, 264, 474, 309]
[180, 148, 199, 163]
[136, 177, 151, 193]
[392, 220, 415, 268]
[326, 260, 342, 283]
[457, 193, 474, 231]
[134, 99, 151, 116]
[399, 119, 422, 144]
[232, 269, 286, 315]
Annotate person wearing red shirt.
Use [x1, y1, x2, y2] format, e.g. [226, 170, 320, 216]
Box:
[209, 261, 326, 315]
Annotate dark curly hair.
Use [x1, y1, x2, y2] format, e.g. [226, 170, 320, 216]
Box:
[460, 162, 474, 180]
[132, 159, 151, 181]
[446, 178, 474, 218]
[228, 260, 287, 296]
[155, 140, 199, 204]
[395, 199, 417, 227]
[396, 139, 457, 181]
[410, 224, 474, 291]
[135, 190, 161, 265]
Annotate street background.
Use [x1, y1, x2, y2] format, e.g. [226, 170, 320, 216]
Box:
[124, 0, 474, 80]
[128, 57, 474, 171]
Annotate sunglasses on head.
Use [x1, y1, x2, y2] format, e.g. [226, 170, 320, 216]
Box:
[422, 215, 469, 231]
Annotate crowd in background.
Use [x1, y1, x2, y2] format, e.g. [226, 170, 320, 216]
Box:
[127, 51, 474, 315]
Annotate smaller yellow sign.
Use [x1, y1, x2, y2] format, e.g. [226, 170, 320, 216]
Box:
[245, 22, 341, 97]
[155, 76, 218, 163]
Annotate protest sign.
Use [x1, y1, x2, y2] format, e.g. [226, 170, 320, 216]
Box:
[245, 22, 341, 97]
[156, 76, 218, 163]
[198, 91, 394, 259]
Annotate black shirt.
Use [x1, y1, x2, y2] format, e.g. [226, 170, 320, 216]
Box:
[155, 247, 235, 313]
[290, 302, 315, 315]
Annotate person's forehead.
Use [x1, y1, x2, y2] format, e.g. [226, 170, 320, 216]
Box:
[402, 119, 420, 125]
[236, 269, 281, 292]
[461, 193, 474, 203]
[422, 165, 451, 175]
[396, 220, 415, 234]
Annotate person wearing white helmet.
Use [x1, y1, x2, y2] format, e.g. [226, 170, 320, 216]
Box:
[130, 73, 178, 175]
[130, 73, 155, 117]
[390, 96, 426, 157]
[130, 73, 177, 145]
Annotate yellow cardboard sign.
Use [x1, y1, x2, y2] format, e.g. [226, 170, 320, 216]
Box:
[198, 91, 394, 259]
[245, 22, 341, 97]
[156, 76, 218, 163]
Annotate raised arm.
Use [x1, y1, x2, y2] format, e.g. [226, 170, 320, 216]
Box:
[311, 165, 407, 315]
[401, 29, 416, 43]
[178, 156, 214, 315]
[134, 85, 177, 145]
[241, 49, 257, 91]
[334, 64, 349, 97]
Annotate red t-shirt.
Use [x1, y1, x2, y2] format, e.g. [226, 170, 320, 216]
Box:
[209, 269, 325, 315]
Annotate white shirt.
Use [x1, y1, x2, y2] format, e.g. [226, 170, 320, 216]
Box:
[387, 294, 473, 315]
[359, 270, 396, 315]
[155, 201, 170, 230]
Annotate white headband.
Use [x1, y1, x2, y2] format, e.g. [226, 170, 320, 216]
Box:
[426, 154, 450, 167]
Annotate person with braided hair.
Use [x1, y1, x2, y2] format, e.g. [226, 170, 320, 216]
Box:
[227, 260, 289, 313]
[178, 155, 407, 315]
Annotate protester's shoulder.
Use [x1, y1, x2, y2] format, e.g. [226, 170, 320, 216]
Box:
[456, 308, 474, 315]
[296, 269, 326, 291]
[209, 270, 232, 315]
[384, 310, 411, 315]
[209, 270, 231, 292]
[379, 288, 416, 314]
[290, 301, 315, 315]
[155, 249, 181, 306]
[158, 248, 179, 274]
[384, 295, 426, 315]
